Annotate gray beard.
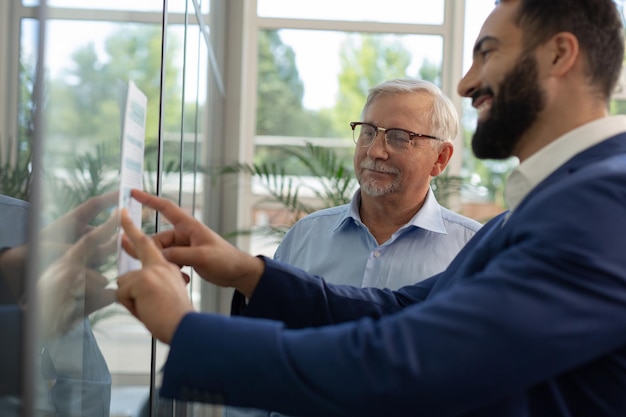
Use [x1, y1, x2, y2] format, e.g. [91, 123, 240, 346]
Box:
[356, 159, 401, 197]
[359, 177, 401, 197]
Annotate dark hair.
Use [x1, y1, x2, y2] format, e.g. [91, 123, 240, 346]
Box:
[498, 0, 625, 100]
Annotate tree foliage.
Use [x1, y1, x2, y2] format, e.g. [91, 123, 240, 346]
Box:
[45, 24, 182, 165]
[332, 34, 413, 132]
[256, 30, 335, 138]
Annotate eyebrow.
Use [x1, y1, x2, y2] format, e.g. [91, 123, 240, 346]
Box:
[473, 35, 499, 57]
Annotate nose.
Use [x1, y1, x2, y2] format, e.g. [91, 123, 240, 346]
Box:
[457, 63, 479, 98]
[366, 128, 389, 159]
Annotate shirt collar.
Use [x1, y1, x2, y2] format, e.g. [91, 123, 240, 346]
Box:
[504, 115, 626, 212]
[334, 187, 448, 234]
[330, 189, 361, 232]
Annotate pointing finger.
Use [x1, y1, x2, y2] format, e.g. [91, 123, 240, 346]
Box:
[120, 209, 166, 265]
[129, 189, 193, 229]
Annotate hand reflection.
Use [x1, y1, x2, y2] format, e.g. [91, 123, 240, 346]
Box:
[38, 207, 118, 340]
[0, 192, 120, 339]
[36, 192, 119, 417]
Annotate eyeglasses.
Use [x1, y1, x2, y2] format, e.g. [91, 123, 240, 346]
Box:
[350, 121, 442, 151]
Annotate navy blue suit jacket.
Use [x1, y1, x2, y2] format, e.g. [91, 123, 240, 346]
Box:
[161, 133, 626, 416]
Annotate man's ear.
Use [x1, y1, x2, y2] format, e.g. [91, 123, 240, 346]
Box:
[543, 32, 579, 77]
[430, 142, 454, 177]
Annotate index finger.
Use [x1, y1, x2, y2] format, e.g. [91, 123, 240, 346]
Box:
[129, 189, 193, 228]
[120, 209, 167, 265]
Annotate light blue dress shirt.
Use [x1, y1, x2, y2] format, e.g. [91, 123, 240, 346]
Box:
[275, 188, 482, 290]
[224, 188, 482, 417]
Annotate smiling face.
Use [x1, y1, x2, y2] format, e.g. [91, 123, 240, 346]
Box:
[471, 48, 546, 159]
[353, 92, 452, 202]
[458, 0, 546, 160]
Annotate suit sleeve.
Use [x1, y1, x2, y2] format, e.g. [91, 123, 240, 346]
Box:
[231, 258, 438, 328]
[162, 165, 626, 416]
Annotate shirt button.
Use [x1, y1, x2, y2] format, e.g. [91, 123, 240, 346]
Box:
[373, 250, 381, 258]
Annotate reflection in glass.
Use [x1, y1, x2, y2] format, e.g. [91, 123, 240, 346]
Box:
[0, 15, 42, 417]
[258, 0, 445, 24]
[21, 0, 216, 413]
[0, 196, 29, 417]
[31, 10, 198, 415]
[35, 194, 119, 416]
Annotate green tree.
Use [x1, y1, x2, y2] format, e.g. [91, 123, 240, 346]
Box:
[332, 34, 413, 133]
[419, 58, 441, 85]
[103, 25, 182, 143]
[256, 30, 332, 138]
[256, 30, 305, 137]
[45, 24, 182, 166]
[255, 30, 337, 170]
[46, 43, 120, 144]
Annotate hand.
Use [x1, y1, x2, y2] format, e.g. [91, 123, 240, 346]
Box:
[41, 191, 119, 244]
[121, 189, 265, 298]
[38, 209, 119, 340]
[116, 209, 194, 344]
[0, 192, 118, 304]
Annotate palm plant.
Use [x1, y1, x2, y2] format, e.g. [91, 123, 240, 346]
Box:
[0, 138, 32, 201]
[219, 142, 467, 241]
[219, 142, 358, 240]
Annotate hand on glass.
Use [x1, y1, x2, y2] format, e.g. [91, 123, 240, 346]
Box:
[120, 189, 265, 298]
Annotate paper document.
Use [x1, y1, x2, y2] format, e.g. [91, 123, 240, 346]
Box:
[117, 80, 147, 275]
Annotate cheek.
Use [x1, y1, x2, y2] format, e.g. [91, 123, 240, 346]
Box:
[353, 148, 366, 166]
[408, 154, 435, 176]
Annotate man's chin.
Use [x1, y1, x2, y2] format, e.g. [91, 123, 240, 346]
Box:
[471, 122, 517, 160]
[472, 138, 515, 160]
[361, 183, 394, 197]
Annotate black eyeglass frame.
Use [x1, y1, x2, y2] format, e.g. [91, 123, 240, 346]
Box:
[349, 121, 443, 148]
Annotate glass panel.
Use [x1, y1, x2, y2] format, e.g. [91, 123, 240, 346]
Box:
[155, 0, 216, 414]
[20, 0, 217, 410]
[258, 0, 445, 25]
[26, 4, 214, 410]
[38, 17, 157, 416]
[0, 16, 40, 417]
